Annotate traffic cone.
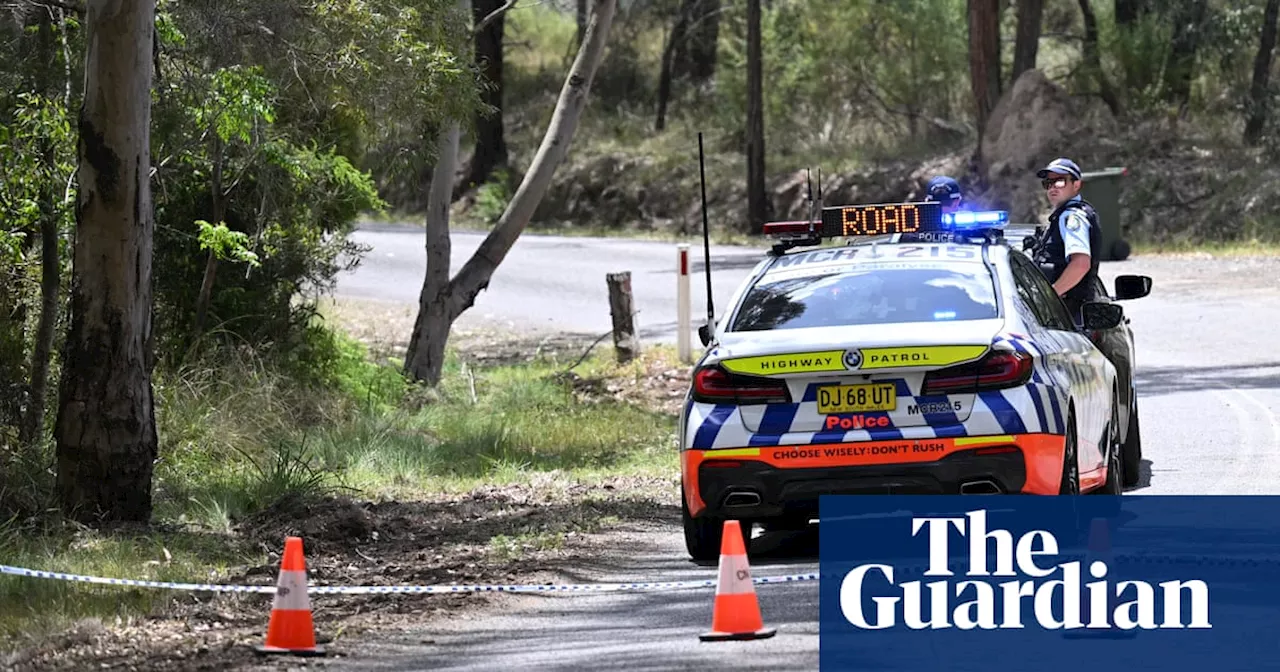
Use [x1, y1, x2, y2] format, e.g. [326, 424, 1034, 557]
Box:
[1064, 517, 1136, 640]
[254, 536, 326, 656]
[699, 520, 777, 642]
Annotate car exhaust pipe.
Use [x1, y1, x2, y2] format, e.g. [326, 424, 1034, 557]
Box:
[959, 480, 1001, 494]
[724, 491, 762, 507]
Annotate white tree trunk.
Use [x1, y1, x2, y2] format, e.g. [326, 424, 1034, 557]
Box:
[403, 0, 619, 386]
[54, 0, 159, 523]
[403, 120, 460, 383]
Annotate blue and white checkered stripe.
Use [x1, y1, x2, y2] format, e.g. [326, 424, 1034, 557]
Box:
[995, 333, 1067, 435]
[687, 336, 1070, 450]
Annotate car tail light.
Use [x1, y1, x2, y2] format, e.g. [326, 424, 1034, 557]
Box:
[692, 367, 790, 404]
[922, 350, 1033, 395]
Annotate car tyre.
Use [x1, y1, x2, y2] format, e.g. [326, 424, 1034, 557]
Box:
[1059, 412, 1080, 495]
[1121, 397, 1142, 488]
[683, 486, 742, 563]
[1096, 400, 1124, 495]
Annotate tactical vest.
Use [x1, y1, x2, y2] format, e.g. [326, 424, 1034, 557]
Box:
[1035, 197, 1102, 304]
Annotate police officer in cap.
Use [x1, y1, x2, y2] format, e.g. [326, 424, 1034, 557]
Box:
[926, 176, 964, 214]
[1031, 158, 1105, 325]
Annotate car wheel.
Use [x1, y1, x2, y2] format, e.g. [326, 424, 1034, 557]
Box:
[1121, 398, 1142, 487]
[682, 486, 734, 563]
[1096, 400, 1124, 495]
[1059, 414, 1080, 495]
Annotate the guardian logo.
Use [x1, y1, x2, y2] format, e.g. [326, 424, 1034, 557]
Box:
[840, 510, 1212, 631]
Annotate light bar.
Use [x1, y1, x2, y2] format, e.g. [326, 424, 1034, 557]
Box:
[763, 220, 817, 238]
[941, 210, 1008, 227]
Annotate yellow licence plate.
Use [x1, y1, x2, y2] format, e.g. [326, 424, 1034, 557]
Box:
[816, 383, 897, 414]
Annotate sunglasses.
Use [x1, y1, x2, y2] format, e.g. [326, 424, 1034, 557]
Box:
[1041, 177, 1072, 190]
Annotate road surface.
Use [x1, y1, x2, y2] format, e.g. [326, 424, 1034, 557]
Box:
[338, 224, 766, 343]
[332, 226, 1280, 670]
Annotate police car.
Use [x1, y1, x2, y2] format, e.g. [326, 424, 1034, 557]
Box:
[679, 200, 1152, 561]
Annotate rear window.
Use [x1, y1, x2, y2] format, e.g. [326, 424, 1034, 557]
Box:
[730, 262, 999, 331]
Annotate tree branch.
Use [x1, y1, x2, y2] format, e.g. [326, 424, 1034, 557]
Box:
[447, 0, 617, 320]
[4, 0, 84, 15]
[474, 0, 517, 36]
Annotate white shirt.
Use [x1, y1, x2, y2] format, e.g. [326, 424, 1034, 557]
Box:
[1057, 202, 1091, 258]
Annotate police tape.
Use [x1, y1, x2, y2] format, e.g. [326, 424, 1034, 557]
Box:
[3, 552, 1279, 596]
[0, 563, 820, 595]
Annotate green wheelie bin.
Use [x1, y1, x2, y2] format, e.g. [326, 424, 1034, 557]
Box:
[1079, 166, 1130, 261]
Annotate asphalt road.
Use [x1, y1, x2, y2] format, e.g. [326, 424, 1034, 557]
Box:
[338, 224, 766, 343]
[332, 226, 1280, 671]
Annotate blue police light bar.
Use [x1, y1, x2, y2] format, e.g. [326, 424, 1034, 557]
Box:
[941, 210, 1008, 227]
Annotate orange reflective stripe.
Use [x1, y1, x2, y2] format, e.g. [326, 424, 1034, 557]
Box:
[685, 434, 1070, 495]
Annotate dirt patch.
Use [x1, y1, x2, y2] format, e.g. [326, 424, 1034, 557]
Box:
[552, 361, 690, 416]
[3, 477, 680, 671]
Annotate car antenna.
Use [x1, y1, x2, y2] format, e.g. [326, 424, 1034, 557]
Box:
[697, 132, 715, 336]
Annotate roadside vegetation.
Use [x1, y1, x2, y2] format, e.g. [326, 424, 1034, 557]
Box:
[0, 323, 682, 653]
[446, 1, 1280, 252]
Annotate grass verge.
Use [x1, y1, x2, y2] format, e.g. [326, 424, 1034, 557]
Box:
[0, 323, 685, 653]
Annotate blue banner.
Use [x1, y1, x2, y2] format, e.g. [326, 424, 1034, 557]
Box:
[818, 495, 1280, 671]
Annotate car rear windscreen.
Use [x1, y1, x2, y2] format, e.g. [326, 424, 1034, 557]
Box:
[730, 262, 998, 331]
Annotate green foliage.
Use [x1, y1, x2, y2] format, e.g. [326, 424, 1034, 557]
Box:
[0, 92, 76, 262]
[472, 169, 513, 225]
[150, 26, 389, 352]
[196, 220, 260, 267]
[717, 0, 970, 162]
[142, 0, 483, 354]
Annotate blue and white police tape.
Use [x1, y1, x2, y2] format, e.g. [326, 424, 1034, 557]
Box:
[4, 552, 1279, 596]
[0, 563, 820, 595]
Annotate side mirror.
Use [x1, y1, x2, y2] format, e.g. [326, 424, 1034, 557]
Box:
[697, 323, 713, 346]
[1114, 274, 1152, 300]
[1082, 302, 1124, 330]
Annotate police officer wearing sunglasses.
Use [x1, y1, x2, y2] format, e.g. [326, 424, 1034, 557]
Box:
[1027, 158, 1105, 325]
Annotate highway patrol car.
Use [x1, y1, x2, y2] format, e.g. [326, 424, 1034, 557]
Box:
[679, 201, 1152, 561]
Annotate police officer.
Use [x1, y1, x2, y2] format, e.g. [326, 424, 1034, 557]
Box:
[1031, 158, 1105, 325]
[925, 176, 964, 214]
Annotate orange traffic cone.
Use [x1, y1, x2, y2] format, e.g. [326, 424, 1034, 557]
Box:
[699, 520, 777, 642]
[1064, 517, 1135, 640]
[254, 536, 326, 656]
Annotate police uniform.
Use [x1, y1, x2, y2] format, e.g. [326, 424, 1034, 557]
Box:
[1031, 160, 1106, 325]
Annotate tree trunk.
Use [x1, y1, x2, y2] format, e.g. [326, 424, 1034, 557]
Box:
[577, 0, 588, 47]
[404, 0, 619, 386]
[674, 0, 719, 83]
[55, 0, 159, 524]
[404, 121, 460, 384]
[465, 0, 508, 192]
[1011, 0, 1043, 83]
[22, 9, 64, 446]
[1115, 0, 1150, 91]
[1162, 0, 1208, 111]
[1078, 0, 1121, 116]
[192, 133, 225, 339]
[1114, 0, 1146, 27]
[968, 0, 1001, 145]
[745, 0, 767, 233]
[655, 0, 694, 131]
[1245, 0, 1280, 145]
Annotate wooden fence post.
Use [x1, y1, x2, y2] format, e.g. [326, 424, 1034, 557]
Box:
[606, 271, 639, 363]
